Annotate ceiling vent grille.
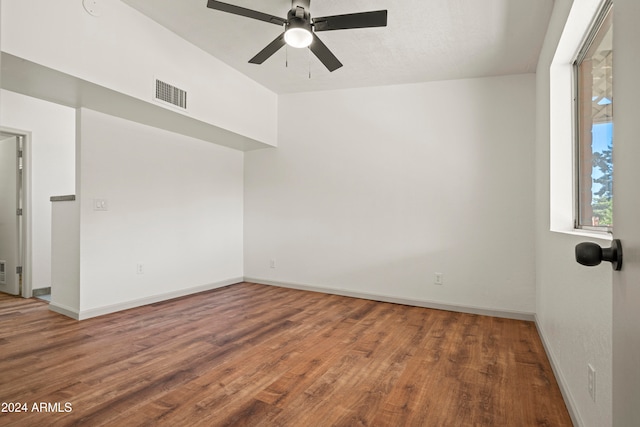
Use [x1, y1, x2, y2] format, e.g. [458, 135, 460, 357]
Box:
[155, 79, 187, 110]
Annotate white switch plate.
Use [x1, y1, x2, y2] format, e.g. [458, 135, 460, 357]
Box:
[93, 199, 108, 211]
[434, 273, 443, 285]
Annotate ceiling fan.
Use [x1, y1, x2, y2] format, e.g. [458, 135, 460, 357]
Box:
[206, 0, 388, 72]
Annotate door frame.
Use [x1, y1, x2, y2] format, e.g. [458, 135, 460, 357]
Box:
[612, 0, 640, 422]
[0, 126, 32, 298]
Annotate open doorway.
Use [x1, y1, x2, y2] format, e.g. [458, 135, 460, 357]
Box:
[1, 91, 76, 302]
[0, 131, 26, 296]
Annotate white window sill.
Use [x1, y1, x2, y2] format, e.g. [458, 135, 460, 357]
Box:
[551, 228, 613, 241]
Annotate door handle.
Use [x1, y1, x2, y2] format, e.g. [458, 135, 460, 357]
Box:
[575, 239, 622, 271]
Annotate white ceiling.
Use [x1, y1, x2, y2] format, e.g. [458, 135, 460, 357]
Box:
[122, 0, 554, 94]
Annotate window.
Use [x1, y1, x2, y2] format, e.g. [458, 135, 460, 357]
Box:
[574, 2, 613, 230]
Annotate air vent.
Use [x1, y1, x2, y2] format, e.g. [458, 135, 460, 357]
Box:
[0, 261, 5, 284]
[155, 79, 187, 110]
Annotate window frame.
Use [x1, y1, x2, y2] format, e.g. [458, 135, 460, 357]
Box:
[572, 0, 614, 233]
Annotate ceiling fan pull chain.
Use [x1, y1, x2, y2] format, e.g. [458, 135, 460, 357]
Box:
[286, 44, 289, 68]
[308, 47, 311, 79]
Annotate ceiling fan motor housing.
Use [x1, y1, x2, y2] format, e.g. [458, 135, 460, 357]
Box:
[285, 7, 312, 48]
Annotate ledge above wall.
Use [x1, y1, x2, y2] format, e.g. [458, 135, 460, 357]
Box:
[0, 53, 273, 152]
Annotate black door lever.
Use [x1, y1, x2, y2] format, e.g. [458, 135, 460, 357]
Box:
[575, 239, 622, 271]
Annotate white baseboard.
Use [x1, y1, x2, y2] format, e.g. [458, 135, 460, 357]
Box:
[534, 315, 583, 427]
[49, 301, 80, 320]
[74, 277, 242, 320]
[244, 277, 535, 321]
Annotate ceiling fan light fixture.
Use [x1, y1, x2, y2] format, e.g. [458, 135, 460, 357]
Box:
[284, 20, 312, 48]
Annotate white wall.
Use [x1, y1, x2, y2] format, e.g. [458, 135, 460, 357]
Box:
[0, 89, 76, 292]
[0, 0, 277, 146]
[76, 108, 244, 316]
[535, 1, 613, 426]
[50, 198, 80, 316]
[245, 74, 536, 315]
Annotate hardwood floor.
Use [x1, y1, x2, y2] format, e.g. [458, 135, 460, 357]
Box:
[0, 282, 571, 426]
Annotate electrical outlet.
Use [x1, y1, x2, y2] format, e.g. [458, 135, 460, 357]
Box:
[434, 273, 443, 285]
[270, 259, 276, 269]
[136, 263, 144, 275]
[588, 364, 596, 402]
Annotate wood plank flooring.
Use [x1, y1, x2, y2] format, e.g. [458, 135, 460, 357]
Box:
[0, 282, 572, 426]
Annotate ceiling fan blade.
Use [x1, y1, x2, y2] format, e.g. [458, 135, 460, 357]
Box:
[207, 0, 287, 26]
[313, 10, 387, 32]
[309, 34, 342, 72]
[249, 33, 287, 64]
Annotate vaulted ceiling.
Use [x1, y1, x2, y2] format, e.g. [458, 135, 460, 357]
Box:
[122, 0, 554, 94]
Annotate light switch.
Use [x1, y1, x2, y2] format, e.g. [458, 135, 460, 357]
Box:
[93, 199, 108, 211]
